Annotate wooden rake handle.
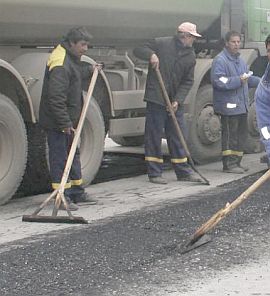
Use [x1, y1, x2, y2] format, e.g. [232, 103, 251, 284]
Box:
[28, 64, 100, 217]
[56, 66, 99, 194]
[31, 66, 100, 216]
[155, 68, 191, 158]
[189, 169, 270, 245]
[53, 66, 100, 215]
[155, 68, 210, 185]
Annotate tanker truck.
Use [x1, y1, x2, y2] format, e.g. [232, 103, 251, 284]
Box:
[0, 0, 269, 205]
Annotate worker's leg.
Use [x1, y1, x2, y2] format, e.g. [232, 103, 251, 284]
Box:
[235, 114, 248, 170]
[144, 102, 166, 178]
[165, 109, 192, 177]
[64, 135, 97, 204]
[46, 130, 71, 190]
[263, 138, 270, 167]
[66, 145, 84, 199]
[221, 115, 244, 173]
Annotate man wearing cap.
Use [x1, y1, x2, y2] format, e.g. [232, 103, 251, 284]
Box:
[39, 27, 98, 210]
[134, 22, 202, 184]
[211, 30, 260, 174]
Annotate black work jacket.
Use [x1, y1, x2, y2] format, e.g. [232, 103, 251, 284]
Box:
[134, 36, 196, 106]
[39, 41, 84, 131]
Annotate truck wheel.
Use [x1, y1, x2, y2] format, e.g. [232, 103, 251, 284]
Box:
[0, 94, 27, 204]
[16, 123, 50, 198]
[187, 84, 221, 164]
[80, 98, 105, 185]
[244, 101, 263, 153]
[111, 136, 144, 147]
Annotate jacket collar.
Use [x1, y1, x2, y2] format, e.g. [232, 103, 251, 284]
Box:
[174, 35, 184, 50]
[223, 47, 240, 61]
[61, 41, 80, 63]
[173, 35, 194, 57]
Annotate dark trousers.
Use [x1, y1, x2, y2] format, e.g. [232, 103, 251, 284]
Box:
[262, 138, 270, 164]
[144, 102, 192, 178]
[220, 113, 248, 169]
[47, 130, 84, 198]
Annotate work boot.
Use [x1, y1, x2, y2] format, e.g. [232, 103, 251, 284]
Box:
[223, 167, 244, 174]
[177, 173, 202, 183]
[260, 154, 268, 164]
[59, 197, 79, 211]
[260, 154, 270, 168]
[238, 164, 249, 172]
[71, 192, 98, 205]
[149, 176, 168, 184]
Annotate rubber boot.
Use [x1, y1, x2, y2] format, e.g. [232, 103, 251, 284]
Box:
[236, 155, 249, 172]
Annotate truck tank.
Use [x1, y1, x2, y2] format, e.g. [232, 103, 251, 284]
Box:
[0, 0, 223, 48]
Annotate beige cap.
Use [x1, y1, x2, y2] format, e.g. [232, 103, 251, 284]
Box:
[178, 22, 202, 37]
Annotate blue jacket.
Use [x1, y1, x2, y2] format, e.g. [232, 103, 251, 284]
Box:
[255, 63, 270, 139]
[211, 48, 260, 115]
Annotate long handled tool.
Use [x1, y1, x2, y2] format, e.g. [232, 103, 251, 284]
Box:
[22, 66, 100, 224]
[181, 168, 270, 253]
[155, 68, 210, 185]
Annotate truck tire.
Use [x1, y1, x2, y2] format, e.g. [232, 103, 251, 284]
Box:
[80, 98, 105, 185]
[111, 136, 144, 147]
[187, 84, 221, 164]
[15, 123, 50, 198]
[0, 94, 27, 204]
[244, 101, 263, 154]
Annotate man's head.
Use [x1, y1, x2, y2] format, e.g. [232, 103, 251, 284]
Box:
[224, 31, 241, 55]
[64, 27, 92, 58]
[177, 22, 201, 47]
[265, 34, 270, 61]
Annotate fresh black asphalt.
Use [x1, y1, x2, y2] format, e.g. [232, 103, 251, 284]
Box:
[1, 172, 270, 295]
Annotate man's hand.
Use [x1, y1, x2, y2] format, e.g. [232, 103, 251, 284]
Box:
[240, 75, 249, 84]
[94, 63, 103, 71]
[171, 101, 179, 112]
[167, 101, 179, 113]
[62, 127, 75, 135]
[150, 54, 159, 69]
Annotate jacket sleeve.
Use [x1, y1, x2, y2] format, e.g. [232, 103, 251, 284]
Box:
[174, 61, 195, 103]
[133, 39, 157, 61]
[47, 66, 73, 129]
[248, 75, 260, 88]
[255, 84, 270, 130]
[211, 57, 242, 90]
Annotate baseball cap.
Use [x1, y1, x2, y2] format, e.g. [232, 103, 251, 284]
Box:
[178, 22, 202, 37]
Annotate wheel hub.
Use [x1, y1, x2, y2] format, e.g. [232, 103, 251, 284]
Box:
[197, 106, 221, 144]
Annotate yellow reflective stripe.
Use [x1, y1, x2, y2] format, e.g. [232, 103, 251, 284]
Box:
[222, 150, 243, 156]
[71, 179, 83, 186]
[52, 182, 71, 189]
[145, 156, 163, 163]
[171, 157, 188, 164]
[47, 45, 66, 71]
